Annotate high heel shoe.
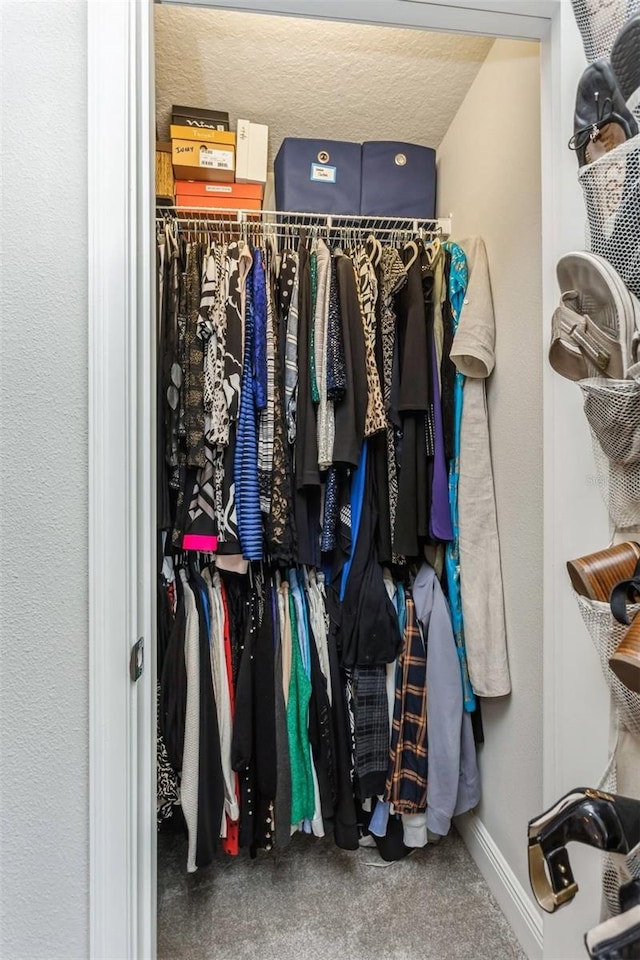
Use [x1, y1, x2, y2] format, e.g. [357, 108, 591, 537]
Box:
[608, 564, 640, 695]
[610, 616, 640, 694]
[567, 542, 640, 601]
[528, 788, 640, 913]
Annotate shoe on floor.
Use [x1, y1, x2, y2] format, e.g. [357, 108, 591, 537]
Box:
[550, 252, 640, 380]
[570, 59, 638, 166]
[612, 12, 640, 102]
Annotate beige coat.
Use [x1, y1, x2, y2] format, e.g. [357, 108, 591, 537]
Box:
[451, 237, 511, 698]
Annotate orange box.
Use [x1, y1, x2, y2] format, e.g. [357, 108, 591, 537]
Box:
[172, 139, 235, 182]
[170, 125, 236, 146]
[175, 180, 263, 201]
[175, 194, 262, 212]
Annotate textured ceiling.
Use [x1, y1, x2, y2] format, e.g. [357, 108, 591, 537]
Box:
[155, 6, 494, 158]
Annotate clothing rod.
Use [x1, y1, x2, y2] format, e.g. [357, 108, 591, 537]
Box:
[155, 206, 452, 237]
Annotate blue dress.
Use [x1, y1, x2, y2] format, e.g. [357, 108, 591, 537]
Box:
[234, 248, 263, 560]
[443, 243, 476, 713]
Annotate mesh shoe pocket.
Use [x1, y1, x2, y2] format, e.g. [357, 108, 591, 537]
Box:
[580, 377, 640, 528]
[578, 135, 640, 301]
[571, 0, 640, 63]
[575, 593, 640, 737]
[576, 590, 640, 917]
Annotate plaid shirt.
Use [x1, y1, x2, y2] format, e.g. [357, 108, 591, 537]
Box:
[385, 596, 428, 814]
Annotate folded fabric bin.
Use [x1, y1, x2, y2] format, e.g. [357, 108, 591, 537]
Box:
[274, 138, 362, 215]
[360, 141, 436, 218]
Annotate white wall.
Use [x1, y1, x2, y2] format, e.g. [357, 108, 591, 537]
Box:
[542, 6, 618, 958]
[438, 35, 544, 901]
[0, 2, 89, 957]
[438, 31, 613, 960]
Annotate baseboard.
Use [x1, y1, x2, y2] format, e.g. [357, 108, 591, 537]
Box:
[456, 811, 544, 960]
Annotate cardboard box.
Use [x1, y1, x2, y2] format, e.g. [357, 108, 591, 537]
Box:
[236, 122, 268, 184]
[170, 125, 235, 146]
[175, 180, 263, 201]
[155, 141, 174, 200]
[172, 105, 229, 131]
[235, 119, 251, 182]
[172, 139, 235, 183]
[176, 194, 262, 212]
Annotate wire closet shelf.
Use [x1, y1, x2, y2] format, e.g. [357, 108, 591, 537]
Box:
[155, 206, 452, 242]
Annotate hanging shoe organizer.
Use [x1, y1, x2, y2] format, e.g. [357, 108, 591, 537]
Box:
[578, 134, 640, 302]
[575, 119, 640, 533]
[579, 375, 640, 528]
[568, 0, 640, 922]
[571, 0, 640, 70]
[574, 592, 640, 916]
[575, 594, 640, 738]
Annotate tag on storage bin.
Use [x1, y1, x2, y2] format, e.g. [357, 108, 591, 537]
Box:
[310, 163, 337, 184]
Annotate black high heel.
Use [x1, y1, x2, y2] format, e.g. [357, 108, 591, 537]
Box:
[528, 788, 640, 913]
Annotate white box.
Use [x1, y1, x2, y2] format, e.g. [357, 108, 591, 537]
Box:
[246, 122, 268, 184]
[235, 118, 250, 182]
[235, 122, 268, 184]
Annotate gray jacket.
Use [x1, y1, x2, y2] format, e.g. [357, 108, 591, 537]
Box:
[412, 562, 481, 836]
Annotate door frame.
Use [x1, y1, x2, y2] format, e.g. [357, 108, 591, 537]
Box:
[88, 2, 587, 957]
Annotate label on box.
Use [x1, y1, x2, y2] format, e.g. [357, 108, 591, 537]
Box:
[184, 118, 226, 131]
[310, 163, 336, 184]
[199, 147, 233, 169]
[205, 184, 233, 193]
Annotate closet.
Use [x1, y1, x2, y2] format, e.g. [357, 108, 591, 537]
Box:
[153, 5, 543, 957]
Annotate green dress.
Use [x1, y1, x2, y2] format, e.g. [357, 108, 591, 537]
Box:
[286, 590, 315, 824]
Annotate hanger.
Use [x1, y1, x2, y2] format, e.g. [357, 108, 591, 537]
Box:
[425, 236, 441, 267]
[403, 238, 419, 270]
[365, 233, 382, 267]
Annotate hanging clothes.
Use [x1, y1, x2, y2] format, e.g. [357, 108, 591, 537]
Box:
[392, 243, 434, 558]
[442, 243, 476, 713]
[413, 562, 480, 839]
[384, 595, 428, 815]
[450, 237, 511, 698]
[154, 216, 502, 869]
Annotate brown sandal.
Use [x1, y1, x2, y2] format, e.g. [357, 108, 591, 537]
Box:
[567, 541, 640, 601]
[610, 619, 640, 694]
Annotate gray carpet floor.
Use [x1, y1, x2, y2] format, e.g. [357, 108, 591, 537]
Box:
[158, 826, 526, 960]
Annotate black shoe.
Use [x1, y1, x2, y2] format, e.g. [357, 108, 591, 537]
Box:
[612, 13, 640, 103]
[621, 879, 640, 914]
[569, 60, 638, 166]
[527, 787, 640, 914]
[585, 903, 640, 959]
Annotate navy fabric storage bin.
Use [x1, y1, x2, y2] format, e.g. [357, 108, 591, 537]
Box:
[274, 138, 362, 215]
[360, 141, 436, 218]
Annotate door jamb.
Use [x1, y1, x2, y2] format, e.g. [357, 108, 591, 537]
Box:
[87, 2, 581, 957]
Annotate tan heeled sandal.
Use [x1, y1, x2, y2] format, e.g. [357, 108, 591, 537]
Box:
[566, 541, 640, 601]
[610, 616, 640, 694]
